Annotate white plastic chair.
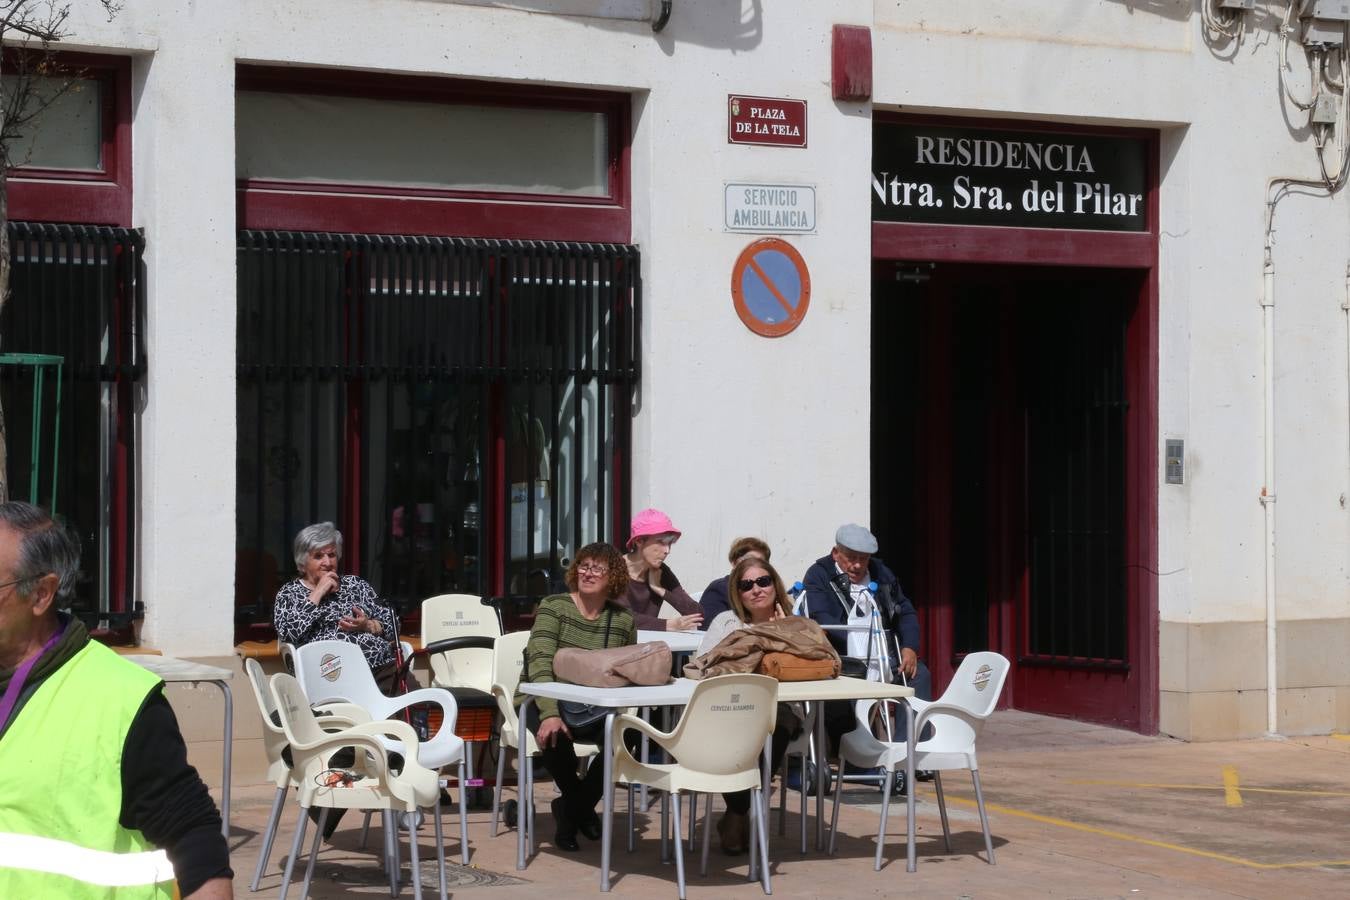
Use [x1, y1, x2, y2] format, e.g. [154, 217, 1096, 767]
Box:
[269, 672, 447, 900]
[610, 673, 779, 899]
[421, 593, 501, 692]
[292, 640, 471, 863]
[487, 629, 601, 843]
[241, 659, 368, 892]
[829, 651, 1010, 870]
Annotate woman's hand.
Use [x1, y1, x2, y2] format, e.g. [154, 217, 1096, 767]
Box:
[308, 571, 339, 606]
[647, 567, 667, 598]
[536, 715, 571, 749]
[339, 605, 381, 635]
[668, 613, 703, 632]
[770, 603, 786, 620]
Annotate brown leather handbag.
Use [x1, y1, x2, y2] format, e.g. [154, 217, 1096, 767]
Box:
[553, 612, 673, 688]
[758, 651, 840, 681]
[554, 641, 673, 687]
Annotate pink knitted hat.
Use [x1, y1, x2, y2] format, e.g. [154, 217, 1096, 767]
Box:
[628, 508, 681, 549]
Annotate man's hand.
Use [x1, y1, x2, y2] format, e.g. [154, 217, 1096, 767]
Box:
[899, 647, 918, 679]
[668, 613, 702, 631]
[536, 715, 571, 748]
[184, 877, 233, 900]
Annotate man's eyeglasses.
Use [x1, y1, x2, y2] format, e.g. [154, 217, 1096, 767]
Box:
[0, 574, 36, 593]
[576, 563, 610, 577]
[737, 575, 774, 592]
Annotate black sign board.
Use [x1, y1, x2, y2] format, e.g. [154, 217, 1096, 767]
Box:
[873, 122, 1148, 232]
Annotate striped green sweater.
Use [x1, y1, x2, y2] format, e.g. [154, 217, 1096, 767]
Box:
[516, 593, 637, 721]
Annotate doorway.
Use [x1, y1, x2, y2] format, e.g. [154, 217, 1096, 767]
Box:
[871, 262, 1151, 730]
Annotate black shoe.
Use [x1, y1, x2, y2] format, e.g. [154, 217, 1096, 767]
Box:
[887, 771, 908, 797]
[576, 807, 603, 841]
[551, 798, 580, 852]
[915, 770, 935, 782]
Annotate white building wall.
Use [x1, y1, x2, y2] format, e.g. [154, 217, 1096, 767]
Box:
[57, 0, 1349, 742]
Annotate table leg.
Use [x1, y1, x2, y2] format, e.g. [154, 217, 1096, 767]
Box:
[905, 701, 916, 873]
[814, 702, 826, 850]
[211, 680, 233, 840]
[601, 711, 615, 892]
[516, 699, 532, 870]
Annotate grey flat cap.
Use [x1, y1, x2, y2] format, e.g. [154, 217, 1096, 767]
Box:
[835, 523, 878, 554]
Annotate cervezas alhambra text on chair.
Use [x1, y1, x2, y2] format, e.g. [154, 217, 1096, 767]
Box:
[610, 673, 779, 900]
[829, 651, 1011, 870]
[269, 672, 447, 900]
[291, 639, 471, 865]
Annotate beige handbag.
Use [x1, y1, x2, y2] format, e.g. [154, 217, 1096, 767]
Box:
[554, 640, 673, 688]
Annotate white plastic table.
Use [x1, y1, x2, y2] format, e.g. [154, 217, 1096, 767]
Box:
[517, 675, 915, 890]
[124, 655, 234, 839]
[635, 630, 703, 654]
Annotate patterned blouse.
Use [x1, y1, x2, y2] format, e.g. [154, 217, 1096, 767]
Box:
[272, 575, 399, 670]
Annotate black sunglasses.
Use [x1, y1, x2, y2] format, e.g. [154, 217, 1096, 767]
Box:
[737, 575, 774, 592]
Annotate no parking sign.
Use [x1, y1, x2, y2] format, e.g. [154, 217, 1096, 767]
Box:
[730, 238, 811, 337]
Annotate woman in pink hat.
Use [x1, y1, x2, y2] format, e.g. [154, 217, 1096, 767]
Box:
[618, 508, 703, 631]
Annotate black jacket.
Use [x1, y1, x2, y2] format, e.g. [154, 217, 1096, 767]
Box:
[799, 553, 920, 660]
[698, 575, 732, 630]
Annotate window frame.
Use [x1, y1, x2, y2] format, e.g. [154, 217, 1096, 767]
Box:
[235, 65, 632, 243]
[4, 52, 132, 227]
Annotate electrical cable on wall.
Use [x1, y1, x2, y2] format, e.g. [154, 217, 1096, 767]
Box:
[1202, 0, 1247, 43]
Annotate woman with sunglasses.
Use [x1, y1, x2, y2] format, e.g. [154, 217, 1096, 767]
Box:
[517, 542, 636, 851]
[695, 556, 801, 854]
[618, 508, 702, 631]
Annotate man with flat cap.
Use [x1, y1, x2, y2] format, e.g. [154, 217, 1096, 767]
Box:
[800, 523, 932, 791]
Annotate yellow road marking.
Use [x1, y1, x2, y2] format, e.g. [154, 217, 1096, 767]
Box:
[1332, 733, 1350, 742]
[1067, 779, 1350, 798]
[941, 795, 1350, 870]
[1221, 765, 1243, 807]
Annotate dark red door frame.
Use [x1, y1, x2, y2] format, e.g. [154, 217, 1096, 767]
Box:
[871, 118, 1160, 734]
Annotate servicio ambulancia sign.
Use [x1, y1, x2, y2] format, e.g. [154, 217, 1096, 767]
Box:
[725, 183, 816, 233]
[872, 122, 1148, 232]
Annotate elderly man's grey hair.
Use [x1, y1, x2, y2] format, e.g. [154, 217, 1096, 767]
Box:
[293, 521, 343, 572]
[0, 501, 82, 604]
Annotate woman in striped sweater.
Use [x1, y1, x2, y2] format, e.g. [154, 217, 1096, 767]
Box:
[519, 541, 636, 851]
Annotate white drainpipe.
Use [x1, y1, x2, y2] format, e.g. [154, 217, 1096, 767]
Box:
[1260, 246, 1278, 736]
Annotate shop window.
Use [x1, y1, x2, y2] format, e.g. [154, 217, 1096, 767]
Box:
[7, 75, 102, 170]
[0, 223, 145, 631]
[235, 231, 639, 641]
[237, 92, 609, 196]
[235, 66, 630, 242]
[4, 54, 131, 226]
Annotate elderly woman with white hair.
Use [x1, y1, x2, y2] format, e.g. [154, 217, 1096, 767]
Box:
[272, 521, 402, 688]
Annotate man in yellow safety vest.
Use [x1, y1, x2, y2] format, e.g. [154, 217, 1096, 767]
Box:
[0, 501, 232, 898]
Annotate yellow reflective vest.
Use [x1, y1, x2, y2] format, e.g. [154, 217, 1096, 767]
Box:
[0, 640, 176, 898]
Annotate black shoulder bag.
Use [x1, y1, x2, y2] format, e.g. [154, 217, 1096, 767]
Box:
[556, 609, 612, 743]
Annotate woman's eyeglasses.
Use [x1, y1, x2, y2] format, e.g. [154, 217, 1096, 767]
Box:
[737, 575, 774, 592]
[577, 563, 610, 577]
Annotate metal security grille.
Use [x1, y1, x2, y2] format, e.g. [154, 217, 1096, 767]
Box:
[1024, 294, 1128, 666]
[0, 222, 146, 621]
[236, 231, 640, 635]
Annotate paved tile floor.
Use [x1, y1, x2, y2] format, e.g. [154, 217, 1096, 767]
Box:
[220, 711, 1350, 899]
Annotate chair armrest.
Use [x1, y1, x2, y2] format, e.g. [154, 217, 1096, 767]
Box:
[911, 700, 983, 735]
[422, 636, 496, 656]
[612, 713, 669, 747]
[315, 702, 372, 724]
[343, 717, 424, 749]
